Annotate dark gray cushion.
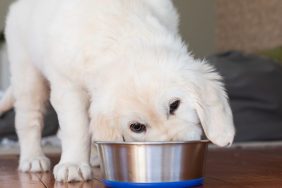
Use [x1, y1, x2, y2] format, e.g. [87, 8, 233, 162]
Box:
[208, 51, 282, 142]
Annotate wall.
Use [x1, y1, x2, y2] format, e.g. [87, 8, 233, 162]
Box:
[0, 0, 13, 31]
[216, 0, 282, 53]
[0, 0, 14, 90]
[174, 0, 216, 58]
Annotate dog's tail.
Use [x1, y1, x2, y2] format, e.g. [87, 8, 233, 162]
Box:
[0, 86, 14, 116]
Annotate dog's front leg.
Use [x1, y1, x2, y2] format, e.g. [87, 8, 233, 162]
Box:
[50, 81, 92, 182]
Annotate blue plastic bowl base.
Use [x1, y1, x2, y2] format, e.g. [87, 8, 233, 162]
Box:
[103, 178, 204, 188]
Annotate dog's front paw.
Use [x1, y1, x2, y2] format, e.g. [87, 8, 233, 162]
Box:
[19, 156, 51, 172]
[53, 163, 92, 182]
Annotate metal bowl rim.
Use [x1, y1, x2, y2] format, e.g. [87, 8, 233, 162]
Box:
[95, 139, 210, 145]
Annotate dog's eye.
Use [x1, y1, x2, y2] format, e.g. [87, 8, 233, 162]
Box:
[169, 99, 181, 115]
[129, 123, 147, 133]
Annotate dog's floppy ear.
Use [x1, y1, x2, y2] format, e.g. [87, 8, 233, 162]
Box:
[91, 114, 123, 142]
[187, 61, 235, 146]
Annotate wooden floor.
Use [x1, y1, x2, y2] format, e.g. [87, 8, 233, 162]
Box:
[0, 147, 282, 188]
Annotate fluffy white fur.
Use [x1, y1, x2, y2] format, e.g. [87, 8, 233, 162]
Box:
[3, 0, 235, 182]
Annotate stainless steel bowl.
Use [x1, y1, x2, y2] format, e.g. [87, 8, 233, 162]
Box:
[95, 140, 209, 187]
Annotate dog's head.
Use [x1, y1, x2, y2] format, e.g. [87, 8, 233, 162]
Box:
[90, 48, 235, 147]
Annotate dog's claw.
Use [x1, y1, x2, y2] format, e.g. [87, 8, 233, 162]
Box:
[19, 156, 51, 172]
[53, 163, 92, 182]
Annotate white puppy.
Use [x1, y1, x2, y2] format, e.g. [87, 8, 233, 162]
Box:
[3, 0, 235, 182]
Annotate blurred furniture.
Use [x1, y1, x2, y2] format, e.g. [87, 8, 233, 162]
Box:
[0, 103, 59, 140]
[208, 51, 282, 142]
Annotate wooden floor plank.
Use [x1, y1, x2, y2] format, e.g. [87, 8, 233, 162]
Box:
[0, 155, 46, 188]
[205, 147, 282, 187]
[0, 147, 281, 187]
